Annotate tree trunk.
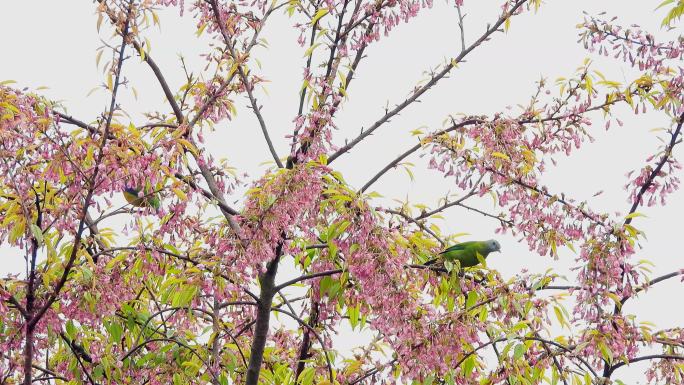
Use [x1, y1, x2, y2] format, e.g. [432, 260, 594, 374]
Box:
[22, 325, 34, 385]
[244, 251, 281, 385]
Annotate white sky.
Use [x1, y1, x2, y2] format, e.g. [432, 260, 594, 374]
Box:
[1, 1, 683, 383]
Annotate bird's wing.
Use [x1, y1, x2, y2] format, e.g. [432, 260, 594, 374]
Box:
[122, 190, 139, 204]
[439, 242, 474, 255]
[148, 195, 161, 210]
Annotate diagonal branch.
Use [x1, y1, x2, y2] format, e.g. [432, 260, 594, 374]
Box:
[328, 0, 529, 164]
[174, 172, 239, 216]
[274, 268, 344, 291]
[624, 112, 684, 224]
[607, 354, 684, 376]
[208, 0, 283, 168]
[413, 176, 483, 221]
[132, 40, 184, 122]
[621, 269, 684, 305]
[3, 292, 27, 319]
[383, 208, 445, 246]
[360, 118, 482, 192]
[271, 307, 334, 384]
[186, 0, 283, 130]
[29, 1, 133, 331]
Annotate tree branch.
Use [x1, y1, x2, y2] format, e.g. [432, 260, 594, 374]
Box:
[607, 354, 684, 375]
[271, 307, 334, 385]
[328, 0, 528, 163]
[28, 0, 133, 350]
[274, 268, 344, 291]
[174, 172, 239, 216]
[208, 0, 283, 168]
[359, 118, 482, 192]
[625, 112, 684, 223]
[621, 269, 684, 305]
[244, 243, 283, 385]
[383, 208, 445, 246]
[132, 40, 184, 122]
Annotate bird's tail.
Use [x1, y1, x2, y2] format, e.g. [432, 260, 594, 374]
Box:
[423, 258, 438, 266]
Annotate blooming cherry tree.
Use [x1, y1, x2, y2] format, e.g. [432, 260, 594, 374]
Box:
[1, 1, 683, 385]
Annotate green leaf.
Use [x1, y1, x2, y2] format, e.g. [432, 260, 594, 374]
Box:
[108, 322, 123, 343]
[311, 8, 329, 25]
[299, 367, 315, 385]
[30, 224, 43, 247]
[656, 0, 676, 10]
[598, 341, 613, 363]
[513, 343, 526, 360]
[319, 276, 334, 297]
[81, 267, 93, 282]
[348, 304, 360, 330]
[475, 251, 486, 267]
[466, 291, 478, 309]
[65, 320, 76, 339]
[554, 306, 568, 329]
[462, 355, 476, 377]
[172, 285, 198, 307]
[303, 42, 322, 58]
[625, 212, 647, 219]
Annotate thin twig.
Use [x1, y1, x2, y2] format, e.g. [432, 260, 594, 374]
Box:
[329, 0, 529, 163]
[208, 0, 283, 168]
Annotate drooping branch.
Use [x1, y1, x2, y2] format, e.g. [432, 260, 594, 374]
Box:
[484, 166, 608, 228]
[174, 172, 239, 216]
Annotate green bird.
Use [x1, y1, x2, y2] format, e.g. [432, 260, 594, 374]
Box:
[123, 186, 160, 210]
[425, 239, 501, 268]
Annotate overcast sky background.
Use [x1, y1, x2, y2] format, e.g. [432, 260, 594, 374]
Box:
[1, 1, 683, 382]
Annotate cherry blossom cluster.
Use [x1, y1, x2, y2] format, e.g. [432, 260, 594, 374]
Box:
[580, 17, 684, 210]
[425, 110, 613, 257]
[238, 163, 327, 275]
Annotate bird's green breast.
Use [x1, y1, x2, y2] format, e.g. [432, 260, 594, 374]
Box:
[440, 242, 491, 268]
[123, 187, 160, 210]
